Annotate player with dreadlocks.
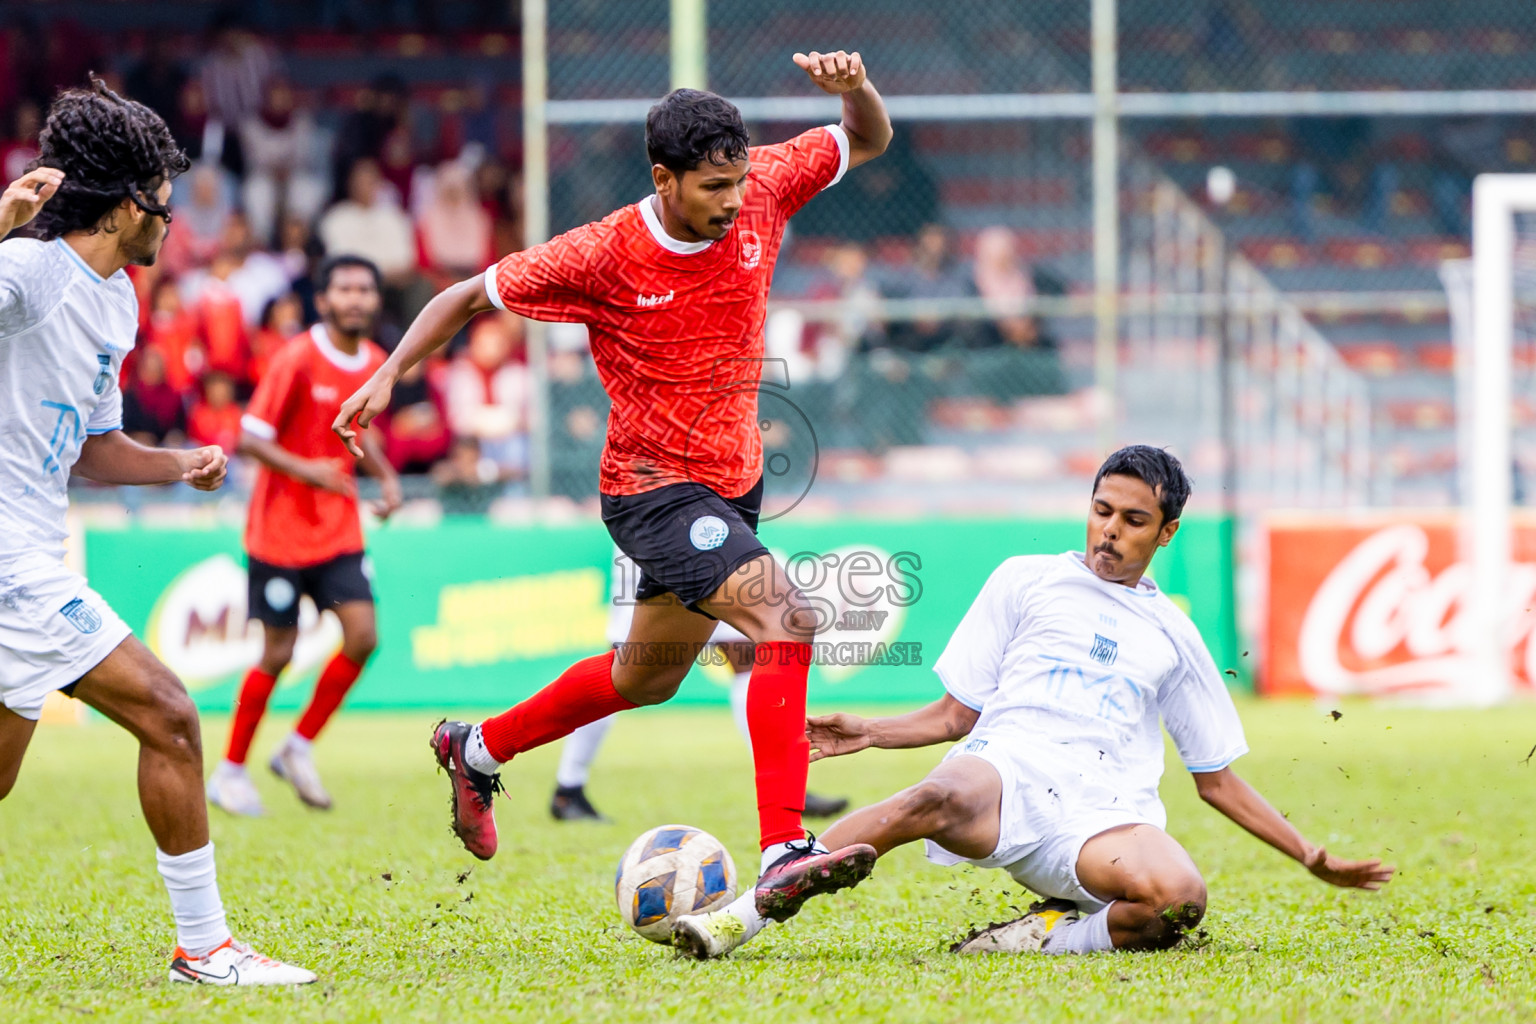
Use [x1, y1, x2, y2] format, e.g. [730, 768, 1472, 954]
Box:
[0, 77, 315, 985]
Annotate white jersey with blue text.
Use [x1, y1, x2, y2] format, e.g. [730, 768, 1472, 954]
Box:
[935, 552, 1248, 831]
[0, 236, 136, 564]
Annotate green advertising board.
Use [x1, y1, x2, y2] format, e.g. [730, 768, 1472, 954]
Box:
[83, 516, 1239, 713]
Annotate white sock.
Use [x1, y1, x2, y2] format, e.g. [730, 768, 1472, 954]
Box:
[463, 724, 502, 776]
[759, 837, 828, 875]
[719, 887, 768, 943]
[157, 843, 231, 958]
[556, 715, 614, 789]
[282, 733, 312, 756]
[728, 670, 752, 753]
[1042, 903, 1115, 955]
[215, 759, 247, 777]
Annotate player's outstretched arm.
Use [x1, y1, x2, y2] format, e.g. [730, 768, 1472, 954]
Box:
[74, 431, 227, 491]
[0, 168, 65, 238]
[792, 50, 891, 168]
[807, 693, 979, 761]
[1193, 767, 1395, 891]
[237, 428, 354, 496]
[333, 275, 494, 457]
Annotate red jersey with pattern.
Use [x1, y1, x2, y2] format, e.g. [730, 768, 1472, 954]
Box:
[242, 325, 387, 567]
[487, 125, 849, 497]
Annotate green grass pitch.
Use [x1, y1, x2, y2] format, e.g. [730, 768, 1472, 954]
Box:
[3, 698, 1536, 1022]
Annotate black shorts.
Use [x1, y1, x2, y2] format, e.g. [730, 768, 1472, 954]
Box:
[600, 478, 768, 612]
[247, 551, 374, 629]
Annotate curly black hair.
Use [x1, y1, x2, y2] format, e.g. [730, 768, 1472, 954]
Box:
[645, 88, 749, 174]
[26, 75, 189, 240]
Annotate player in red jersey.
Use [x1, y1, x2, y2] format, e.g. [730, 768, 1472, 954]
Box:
[207, 255, 402, 817]
[336, 50, 891, 921]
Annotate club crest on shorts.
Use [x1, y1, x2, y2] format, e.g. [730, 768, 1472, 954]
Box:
[264, 576, 297, 612]
[689, 515, 730, 551]
[60, 597, 102, 634]
[1090, 633, 1119, 666]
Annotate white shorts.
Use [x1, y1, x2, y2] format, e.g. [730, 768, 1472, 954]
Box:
[0, 553, 132, 720]
[924, 735, 1160, 913]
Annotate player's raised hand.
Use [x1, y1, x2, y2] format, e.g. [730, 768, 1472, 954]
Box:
[333, 374, 395, 458]
[1303, 845, 1395, 890]
[807, 712, 873, 761]
[793, 50, 867, 95]
[0, 168, 65, 237]
[179, 446, 228, 491]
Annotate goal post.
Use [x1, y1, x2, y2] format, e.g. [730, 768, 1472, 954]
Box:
[1454, 174, 1536, 705]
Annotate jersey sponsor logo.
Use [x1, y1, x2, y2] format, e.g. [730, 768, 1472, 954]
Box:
[1090, 633, 1119, 666]
[689, 515, 730, 551]
[739, 231, 763, 271]
[40, 400, 82, 475]
[59, 597, 102, 634]
[264, 577, 298, 612]
[311, 384, 340, 404]
[92, 354, 112, 396]
[636, 290, 675, 308]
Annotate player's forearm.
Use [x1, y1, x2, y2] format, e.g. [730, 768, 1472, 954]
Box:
[868, 695, 978, 750]
[238, 431, 315, 482]
[378, 276, 490, 384]
[1195, 768, 1311, 864]
[840, 82, 892, 164]
[73, 431, 187, 485]
[357, 430, 398, 485]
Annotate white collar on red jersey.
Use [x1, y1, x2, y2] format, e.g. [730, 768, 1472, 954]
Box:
[640, 194, 714, 255]
[311, 323, 371, 372]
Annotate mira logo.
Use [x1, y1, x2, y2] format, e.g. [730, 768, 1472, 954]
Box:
[637, 291, 674, 307]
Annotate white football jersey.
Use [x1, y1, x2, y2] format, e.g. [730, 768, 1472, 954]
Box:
[935, 552, 1248, 822]
[0, 237, 137, 563]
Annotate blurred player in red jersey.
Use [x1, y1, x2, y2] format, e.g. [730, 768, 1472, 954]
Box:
[207, 256, 402, 817]
[336, 51, 891, 922]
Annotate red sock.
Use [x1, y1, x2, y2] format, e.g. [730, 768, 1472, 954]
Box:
[479, 651, 634, 762]
[747, 640, 813, 850]
[294, 652, 365, 742]
[226, 668, 278, 764]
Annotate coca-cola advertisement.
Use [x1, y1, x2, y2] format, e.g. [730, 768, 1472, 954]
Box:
[1264, 514, 1536, 701]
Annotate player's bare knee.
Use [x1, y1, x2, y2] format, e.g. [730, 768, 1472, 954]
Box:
[0, 767, 19, 802]
[896, 779, 962, 832]
[343, 627, 378, 664]
[1132, 875, 1207, 949]
[146, 673, 203, 762]
[260, 638, 297, 675]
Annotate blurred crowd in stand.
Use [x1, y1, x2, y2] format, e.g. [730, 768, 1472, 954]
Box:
[0, 7, 1066, 504]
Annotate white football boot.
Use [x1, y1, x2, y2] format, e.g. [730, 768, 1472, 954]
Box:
[269, 742, 332, 810]
[951, 898, 1081, 954]
[672, 909, 750, 960]
[169, 937, 317, 985]
[205, 763, 265, 817]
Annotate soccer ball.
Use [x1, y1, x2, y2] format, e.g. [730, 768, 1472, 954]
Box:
[615, 824, 737, 943]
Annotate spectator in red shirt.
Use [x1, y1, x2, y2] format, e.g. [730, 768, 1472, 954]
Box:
[416, 162, 495, 285]
[122, 346, 188, 447]
[445, 313, 528, 478]
[251, 291, 305, 385]
[144, 276, 204, 397]
[379, 355, 451, 474]
[187, 371, 243, 453]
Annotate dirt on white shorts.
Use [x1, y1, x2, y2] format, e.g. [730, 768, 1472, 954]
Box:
[924, 734, 1160, 913]
[0, 553, 132, 721]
